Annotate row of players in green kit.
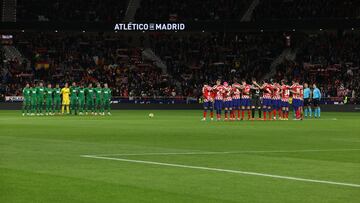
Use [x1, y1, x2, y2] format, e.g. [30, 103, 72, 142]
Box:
[69, 82, 112, 115]
[22, 82, 112, 116]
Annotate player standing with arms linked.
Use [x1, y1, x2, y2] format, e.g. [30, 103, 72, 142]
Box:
[22, 83, 31, 116]
[212, 79, 224, 121]
[70, 82, 78, 115]
[78, 84, 86, 115]
[202, 82, 214, 121]
[290, 80, 302, 120]
[30, 84, 37, 115]
[303, 83, 312, 118]
[250, 78, 262, 120]
[312, 83, 322, 118]
[299, 83, 304, 119]
[61, 83, 70, 114]
[271, 80, 282, 120]
[36, 82, 45, 115]
[94, 83, 103, 115]
[253, 80, 273, 120]
[223, 82, 233, 121]
[103, 83, 112, 115]
[85, 83, 95, 115]
[45, 84, 54, 115]
[53, 84, 61, 114]
[240, 79, 252, 120]
[232, 81, 242, 120]
[280, 79, 290, 120]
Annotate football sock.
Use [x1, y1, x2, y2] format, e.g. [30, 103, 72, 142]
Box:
[241, 110, 245, 119]
[263, 111, 267, 120]
[296, 109, 300, 119]
[268, 110, 272, 119]
[247, 110, 250, 119]
[203, 110, 207, 118]
[308, 107, 312, 117]
[304, 108, 308, 117]
[210, 111, 213, 118]
[237, 110, 241, 118]
[258, 109, 261, 118]
[252, 109, 255, 118]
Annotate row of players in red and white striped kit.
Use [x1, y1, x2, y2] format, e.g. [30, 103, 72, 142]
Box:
[202, 78, 304, 121]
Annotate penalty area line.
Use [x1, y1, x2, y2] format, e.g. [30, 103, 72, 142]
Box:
[80, 155, 360, 188]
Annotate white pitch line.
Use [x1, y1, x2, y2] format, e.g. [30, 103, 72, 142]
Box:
[81, 155, 360, 188]
[86, 148, 360, 157]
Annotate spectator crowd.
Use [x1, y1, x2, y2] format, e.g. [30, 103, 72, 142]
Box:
[15, 0, 360, 22]
[1, 31, 359, 103]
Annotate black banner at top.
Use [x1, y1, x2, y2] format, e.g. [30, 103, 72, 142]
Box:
[0, 19, 360, 32]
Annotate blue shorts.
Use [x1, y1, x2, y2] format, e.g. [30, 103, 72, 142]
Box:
[232, 99, 241, 109]
[292, 99, 300, 108]
[203, 101, 213, 109]
[224, 100, 233, 109]
[272, 99, 281, 110]
[299, 100, 304, 107]
[281, 101, 289, 108]
[263, 98, 272, 106]
[214, 100, 223, 110]
[241, 98, 251, 107]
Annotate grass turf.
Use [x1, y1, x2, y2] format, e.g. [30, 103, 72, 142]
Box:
[0, 110, 359, 202]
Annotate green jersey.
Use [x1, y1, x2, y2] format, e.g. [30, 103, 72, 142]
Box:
[103, 88, 112, 100]
[70, 86, 78, 98]
[78, 88, 85, 99]
[36, 86, 45, 98]
[54, 88, 61, 99]
[85, 88, 95, 99]
[23, 87, 31, 98]
[45, 88, 53, 99]
[94, 87, 103, 100]
[30, 88, 37, 98]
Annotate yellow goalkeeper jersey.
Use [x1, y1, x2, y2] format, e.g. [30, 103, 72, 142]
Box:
[61, 87, 70, 104]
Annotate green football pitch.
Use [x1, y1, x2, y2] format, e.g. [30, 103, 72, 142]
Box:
[1, 110, 359, 202]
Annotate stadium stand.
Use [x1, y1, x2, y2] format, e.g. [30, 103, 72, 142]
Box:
[1, 31, 359, 103]
[135, 0, 252, 21]
[16, 0, 127, 22]
[252, 0, 360, 21]
[13, 0, 360, 22]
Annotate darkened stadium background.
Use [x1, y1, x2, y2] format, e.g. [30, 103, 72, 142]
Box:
[0, 0, 359, 111]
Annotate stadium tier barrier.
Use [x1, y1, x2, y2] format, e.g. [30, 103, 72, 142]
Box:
[0, 96, 359, 111]
[2, 96, 354, 105]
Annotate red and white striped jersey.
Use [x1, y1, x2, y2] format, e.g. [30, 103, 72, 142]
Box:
[232, 86, 241, 99]
[272, 83, 281, 100]
[241, 84, 251, 99]
[223, 86, 233, 101]
[262, 83, 273, 99]
[202, 85, 213, 102]
[232, 83, 242, 89]
[212, 85, 224, 100]
[291, 84, 301, 99]
[281, 85, 290, 101]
